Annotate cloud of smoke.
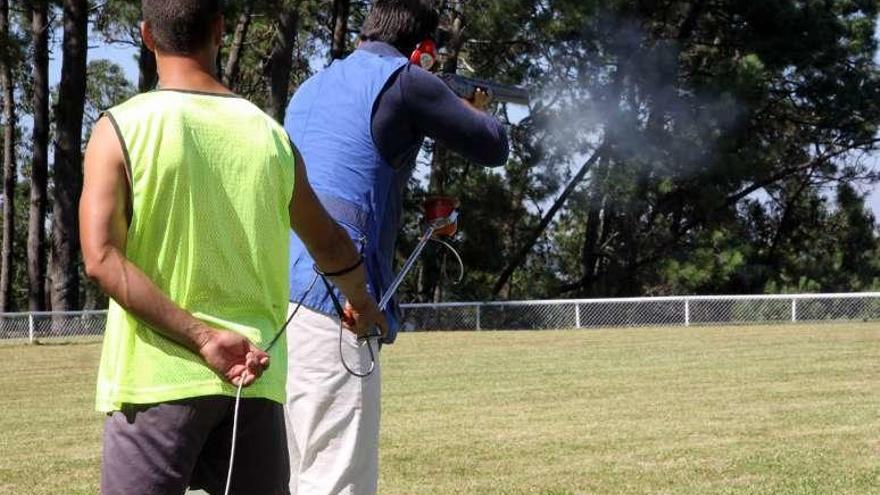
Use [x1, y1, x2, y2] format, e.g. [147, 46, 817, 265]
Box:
[531, 12, 746, 193]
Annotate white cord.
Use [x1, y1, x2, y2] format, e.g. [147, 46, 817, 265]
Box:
[221, 279, 314, 494]
[224, 374, 245, 495]
[338, 320, 378, 378]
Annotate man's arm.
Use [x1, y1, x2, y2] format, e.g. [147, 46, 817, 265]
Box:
[288, 145, 388, 337]
[79, 116, 268, 386]
[400, 65, 510, 166]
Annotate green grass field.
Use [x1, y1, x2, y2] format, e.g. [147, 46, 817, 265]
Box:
[1, 323, 878, 494]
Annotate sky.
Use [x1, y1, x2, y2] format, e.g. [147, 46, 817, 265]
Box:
[46, 26, 880, 218]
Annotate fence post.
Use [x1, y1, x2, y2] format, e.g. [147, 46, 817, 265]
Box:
[684, 299, 691, 327]
[28, 313, 35, 344]
[574, 303, 581, 329]
[475, 304, 482, 331]
[791, 299, 797, 323]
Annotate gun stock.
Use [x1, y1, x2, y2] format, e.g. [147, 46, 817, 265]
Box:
[439, 73, 530, 106]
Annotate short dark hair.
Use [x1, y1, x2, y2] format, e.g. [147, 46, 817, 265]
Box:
[142, 0, 222, 54]
[361, 0, 440, 55]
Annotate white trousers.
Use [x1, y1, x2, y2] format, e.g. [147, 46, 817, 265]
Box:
[285, 305, 381, 495]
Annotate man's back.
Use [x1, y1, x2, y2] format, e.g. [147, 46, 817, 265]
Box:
[285, 49, 410, 336]
[82, 4, 383, 493]
[97, 90, 295, 412]
[285, 43, 509, 342]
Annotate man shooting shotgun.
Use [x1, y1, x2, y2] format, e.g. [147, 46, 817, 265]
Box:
[282, 0, 510, 493]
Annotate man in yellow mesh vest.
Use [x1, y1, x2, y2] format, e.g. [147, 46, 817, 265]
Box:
[79, 1, 386, 493]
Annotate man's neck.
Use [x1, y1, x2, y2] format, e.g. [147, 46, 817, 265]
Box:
[358, 40, 407, 59]
[155, 53, 231, 94]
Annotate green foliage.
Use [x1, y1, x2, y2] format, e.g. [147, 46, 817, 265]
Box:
[5, 0, 880, 307]
[93, 0, 141, 46]
[435, 0, 880, 300]
[7, 181, 31, 310]
[84, 59, 135, 126]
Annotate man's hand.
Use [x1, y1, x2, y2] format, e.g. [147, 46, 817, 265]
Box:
[462, 87, 493, 112]
[197, 328, 270, 386]
[342, 297, 388, 339]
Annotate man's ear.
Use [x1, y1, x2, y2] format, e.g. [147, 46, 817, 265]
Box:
[141, 21, 157, 53]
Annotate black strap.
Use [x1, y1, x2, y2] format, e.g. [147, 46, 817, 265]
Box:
[315, 255, 365, 278]
[318, 270, 347, 319]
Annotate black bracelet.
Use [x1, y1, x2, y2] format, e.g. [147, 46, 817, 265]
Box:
[314, 255, 365, 278]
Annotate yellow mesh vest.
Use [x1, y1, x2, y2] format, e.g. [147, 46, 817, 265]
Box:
[95, 90, 294, 412]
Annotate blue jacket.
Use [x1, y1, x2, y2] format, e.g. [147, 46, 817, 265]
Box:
[285, 49, 411, 343]
[285, 44, 509, 343]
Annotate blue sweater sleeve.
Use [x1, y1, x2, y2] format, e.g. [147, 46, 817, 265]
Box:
[371, 63, 510, 169]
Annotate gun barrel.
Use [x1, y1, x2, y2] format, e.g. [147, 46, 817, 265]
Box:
[439, 73, 530, 106]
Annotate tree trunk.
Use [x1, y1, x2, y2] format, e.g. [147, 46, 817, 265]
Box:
[223, 2, 253, 89]
[330, 0, 349, 60]
[28, 0, 49, 311]
[138, 42, 157, 92]
[766, 177, 811, 265]
[441, 16, 465, 73]
[492, 144, 606, 297]
[50, 0, 88, 311]
[575, 165, 612, 296]
[496, 165, 531, 300]
[427, 13, 466, 194]
[0, 0, 16, 311]
[266, 8, 299, 123]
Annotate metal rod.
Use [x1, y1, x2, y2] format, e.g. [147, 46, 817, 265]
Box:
[377, 211, 459, 311]
[378, 226, 434, 311]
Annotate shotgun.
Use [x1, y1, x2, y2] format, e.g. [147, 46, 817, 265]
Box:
[438, 73, 530, 106]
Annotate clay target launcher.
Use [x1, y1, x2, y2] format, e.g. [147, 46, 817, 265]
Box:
[377, 196, 462, 312]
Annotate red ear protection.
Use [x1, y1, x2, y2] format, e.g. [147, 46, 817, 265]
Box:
[410, 39, 437, 70]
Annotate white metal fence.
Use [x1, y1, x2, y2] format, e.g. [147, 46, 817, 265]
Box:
[400, 292, 880, 331]
[1, 293, 879, 343]
[0, 310, 107, 343]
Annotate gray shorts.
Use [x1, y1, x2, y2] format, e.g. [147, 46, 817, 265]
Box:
[101, 396, 289, 495]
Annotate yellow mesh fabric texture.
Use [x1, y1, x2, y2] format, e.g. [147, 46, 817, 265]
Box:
[96, 90, 294, 412]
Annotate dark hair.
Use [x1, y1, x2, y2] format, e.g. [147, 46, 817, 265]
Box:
[361, 0, 440, 55]
[142, 0, 222, 54]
